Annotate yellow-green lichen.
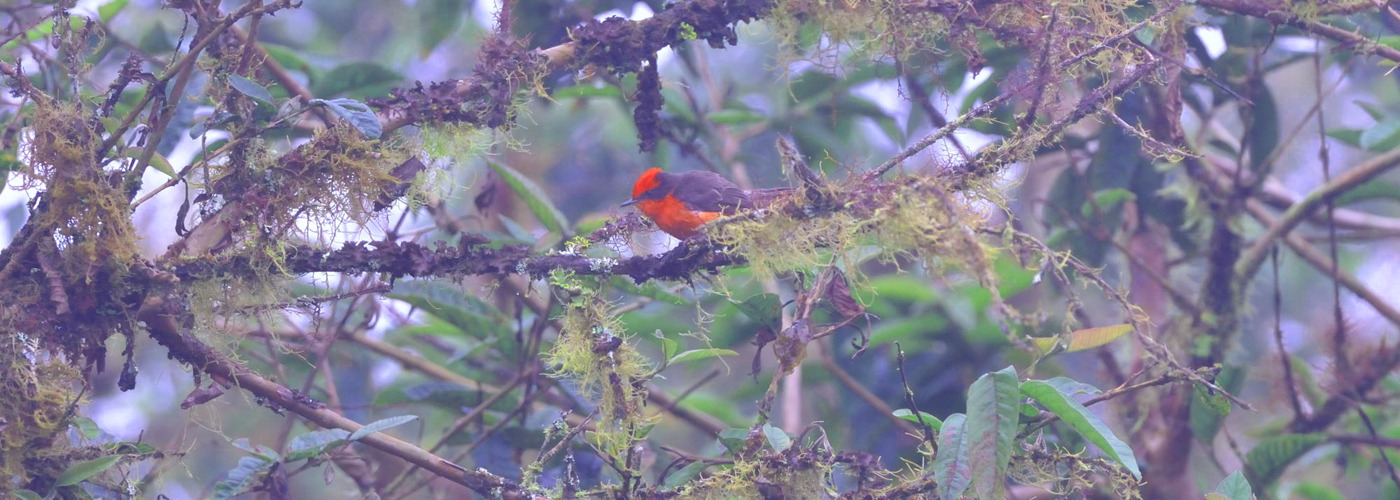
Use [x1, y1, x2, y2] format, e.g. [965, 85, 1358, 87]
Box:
[677, 456, 832, 500]
[545, 287, 656, 458]
[0, 340, 84, 485]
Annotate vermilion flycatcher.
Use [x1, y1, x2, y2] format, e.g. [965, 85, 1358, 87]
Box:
[620, 167, 753, 239]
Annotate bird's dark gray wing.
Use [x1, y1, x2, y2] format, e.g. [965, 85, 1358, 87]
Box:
[668, 171, 753, 213]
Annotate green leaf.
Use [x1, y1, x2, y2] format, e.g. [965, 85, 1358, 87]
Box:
[1360, 118, 1400, 152]
[312, 62, 402, 99]
[668, 348, 737, 366]
[1243, 433, 1326, 491]
[387, 293, 507, 341]
[731, 293, 782, 329]
[1245, 86, 1279, 173]
[1190, 365, 1245, 444]
[1214, 470, 1253, 500]
[98, 0, 131, 23]
[488, 161, 571, 237]
[1292, 482, 1346, 500]
[1080, 188, 1136, 218]
[892, 409, 943, 431]
[213, 455, 276, 500]
[134, 152, 176, 179]
[56, 455, 122, 486]
[261, 43, 312, 75]
[859, 274, 934, 307]
[1354, 100, 1388, 121]
[228, 75, 274, 104]
[310, 98, 381, 139]
[1040, 377, 1102, 396]
[12, 490, 43, 500]
[350, 415, 420, 441]
[650, 330, 681, 364]
[70, 416, 102, 441]
[867, 314, 947, 347]
[662, 460, 708, 488]
[718, 428, 750, 455]
[285, 428, 351, 461]
[966, 366, 1020, 499]
[706, 109, 766, 126]
[1030, 323, 1133, 354]
[1334, 179, 1400, 207]
[610, 276, 687, 306]
[1021, 380, 1141, 479]
[1324, 128, 1361, 148]
[762, 423, 792, 451]
[418, 0, 465, 56]
[933, 413, 972, 500]
[1134, 26, 1156, 46]
[552, 83, 625, 99]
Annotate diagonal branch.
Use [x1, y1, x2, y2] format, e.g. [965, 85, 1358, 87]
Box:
[136, 295, 543, 499]
[1235, 145, 1400, 285]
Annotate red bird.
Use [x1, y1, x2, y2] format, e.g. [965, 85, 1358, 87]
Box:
[621, 167, 753, 239]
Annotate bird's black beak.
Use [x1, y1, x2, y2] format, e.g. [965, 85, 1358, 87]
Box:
[619, 198, 639, 208]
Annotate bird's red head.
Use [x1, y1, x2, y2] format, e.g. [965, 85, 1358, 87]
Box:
[631, 167, 665, 199]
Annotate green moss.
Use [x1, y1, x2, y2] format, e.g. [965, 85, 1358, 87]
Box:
[544, 287, 655, 458]
[0, 340, 83, 485]
[678, 456, 832, 499]
[20, 101, 139, 278]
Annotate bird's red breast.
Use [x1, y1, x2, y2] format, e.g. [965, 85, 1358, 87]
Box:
[624, 167, 750, 239]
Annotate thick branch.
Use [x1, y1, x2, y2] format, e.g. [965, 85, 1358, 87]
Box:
[171, 235, 741, 284]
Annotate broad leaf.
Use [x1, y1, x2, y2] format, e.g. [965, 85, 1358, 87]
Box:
[731, 293, 782, 329]
[1245, 84, 1278, 173]
[1360, 118, 1400, 152]
[56, 455, 122, 486]
[488, 161, 571, 237]
[228, 75, 274, 104]
[312, 62, 402, 98]
[966, 366, 1020, 499]
[70, 416, 102, 441]
[762, 423, 792, 451]
[892, 408, 943, 431]
[933, 413, 972, 500]
[98, 0, 131, 22]
[707, 109, 766, 126]
[1021, 380, 1140, 479]
[1040, 376, 1102, 396]
[417, 0, 465, 56]
[1244, 433, 1326, 491]
[1213, 470, 1253, 500]
[1030, 324, 1133, 354]
[1335, 179, 1400, 207]
[310, 98, 382, 139]
[1190, 365, 1245, 444]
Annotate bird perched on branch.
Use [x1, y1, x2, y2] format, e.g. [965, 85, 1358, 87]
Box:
[621, 167, 754, 239]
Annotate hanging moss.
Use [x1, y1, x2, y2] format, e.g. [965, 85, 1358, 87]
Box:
[0, 339, 84, 486]
[545, 283, 656, 458]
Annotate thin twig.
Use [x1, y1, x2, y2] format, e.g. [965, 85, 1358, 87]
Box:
[893, 342, 937, 451]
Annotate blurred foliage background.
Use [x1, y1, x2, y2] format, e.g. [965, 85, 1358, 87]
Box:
[4, 0, 1400, 499]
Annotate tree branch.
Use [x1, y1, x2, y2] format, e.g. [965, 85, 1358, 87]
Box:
[1235, 145, 1400, 286]
[136, 296, 543, 499]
